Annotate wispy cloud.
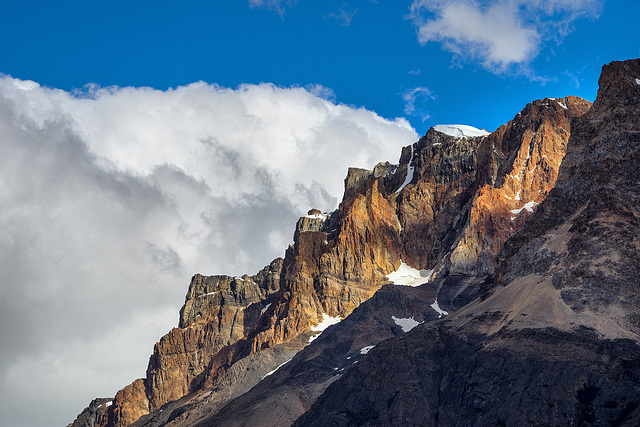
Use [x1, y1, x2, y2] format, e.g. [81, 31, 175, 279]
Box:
[409, 0, 602, 76]
[249, 0, 298, 16]
[330, 4, 358, 26]
[402, 86, 436, 121]
[0, 77, 417, 426]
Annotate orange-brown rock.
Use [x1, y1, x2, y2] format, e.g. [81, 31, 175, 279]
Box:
[74, 95, 592, 427]
[446, 96, 592, 275]
[92, 169, 408, 426]
[107, 379, 149, 427]
[293, 60, 640, 427]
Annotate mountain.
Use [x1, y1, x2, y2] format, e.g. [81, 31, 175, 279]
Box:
[72, 58, 640, 427]
[292, 59, 640, 426]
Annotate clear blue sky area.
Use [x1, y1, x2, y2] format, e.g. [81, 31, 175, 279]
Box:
[1, 0, 639, 134]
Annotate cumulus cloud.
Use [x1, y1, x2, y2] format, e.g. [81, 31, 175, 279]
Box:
[0, 76, 417, 426]
[409, 0, 602, 74]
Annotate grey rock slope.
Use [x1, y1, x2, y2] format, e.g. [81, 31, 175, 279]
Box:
[293, 59, 640, 427]
[197, 284, 443, 426]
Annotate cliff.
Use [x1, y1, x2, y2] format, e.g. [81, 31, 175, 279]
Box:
[293, 59, 640, 427]
[70, 74, 592, 426]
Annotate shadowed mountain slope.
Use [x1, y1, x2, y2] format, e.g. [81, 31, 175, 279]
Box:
[293, 59, 640, 427]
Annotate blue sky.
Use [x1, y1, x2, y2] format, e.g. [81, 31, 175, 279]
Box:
[2, 0, 638, 134]
[1, 1, 640, 426]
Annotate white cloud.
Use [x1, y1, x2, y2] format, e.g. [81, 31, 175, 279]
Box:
[409, 0, 602, 74]
[402, 86, 435, 121]
[0, 76, 417, 426]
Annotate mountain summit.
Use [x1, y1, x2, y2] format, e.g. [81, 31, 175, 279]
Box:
[70, 59, 640, 427]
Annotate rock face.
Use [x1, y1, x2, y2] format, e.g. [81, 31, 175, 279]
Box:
[72, 70, 593, 426]
[293, 60, 640, 427]
[399, 95, 590, 277]
[67, 398, 112, 427]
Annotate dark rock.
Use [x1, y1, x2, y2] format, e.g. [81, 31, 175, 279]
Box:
[344, 167, 372, 199]
[68, 398, 112, 427]
[291, 58, 640, 427]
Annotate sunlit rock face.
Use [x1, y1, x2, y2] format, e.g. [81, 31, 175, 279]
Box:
[444, 95, 592, 276]
[71, 79, 594, 427]
[294, 59, 640, 427]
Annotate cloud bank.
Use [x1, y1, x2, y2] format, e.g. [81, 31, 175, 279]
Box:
[410, 0, 602, 74]
[0, 77, 417, 426]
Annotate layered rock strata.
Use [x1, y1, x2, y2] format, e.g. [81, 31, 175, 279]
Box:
[71, 91, 590, 426]
[293, 59, 640, 427]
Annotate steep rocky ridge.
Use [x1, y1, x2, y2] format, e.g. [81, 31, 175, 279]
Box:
[71, 81, 590, 426]
[294, 59, 640, 426]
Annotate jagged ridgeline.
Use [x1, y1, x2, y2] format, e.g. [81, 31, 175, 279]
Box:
[70, 59, 640, 427]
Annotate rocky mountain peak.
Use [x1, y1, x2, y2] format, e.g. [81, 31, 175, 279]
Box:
[484, 58, 640, 340]
[71, 58, 640, 427]
[293, 59, 640, 427]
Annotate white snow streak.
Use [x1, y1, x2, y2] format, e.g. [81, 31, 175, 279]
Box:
[636, 78, 640, 86]
[430, 300, 449, 318]
[198, 291, 218, 298]
[262, 358, 292, 379]
[395, 145, 414, 194]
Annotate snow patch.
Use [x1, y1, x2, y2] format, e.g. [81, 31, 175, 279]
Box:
[392, 316, 422, 333]
[433, 124, 490, 138]
[305, 213, 329, 220]
[386, 261, 433, 287]
[261, 303, 271, 314]
[360, 345, 375, 355]
[514, 189, 521, 201]
[430, 300, 449, 318]
[263, 358, 292, 379]
[636, 78, 640, 86]
[308, 313, 342, 342]
[557, 100, 567, 109]
[198, 291, 218, 298]
[432, 142, 442, 146]
[395, 145, 414, 194]
[510, 201, 538, 216]
[105, 401, 113, 407]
